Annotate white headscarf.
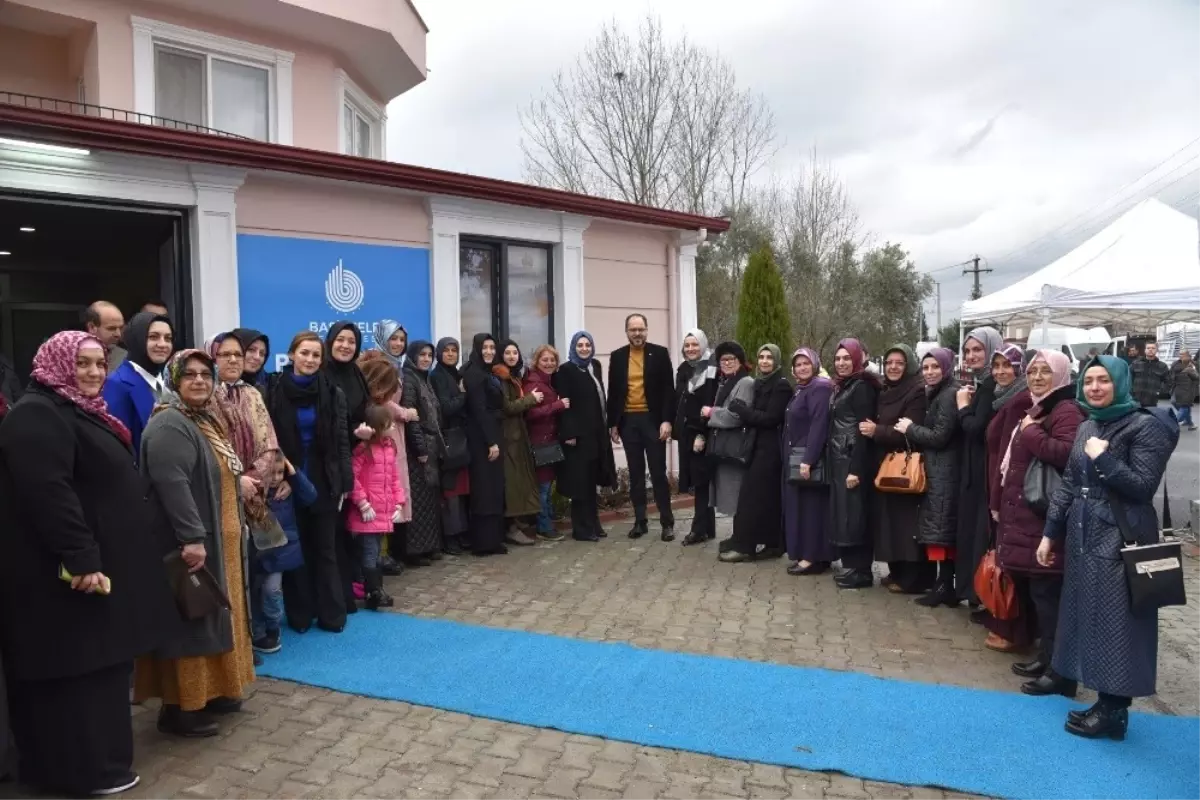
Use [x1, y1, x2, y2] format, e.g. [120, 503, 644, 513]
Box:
[682, 328, 717, 393]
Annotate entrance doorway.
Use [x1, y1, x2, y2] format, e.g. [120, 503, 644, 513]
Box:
[0, 194, 191, 382]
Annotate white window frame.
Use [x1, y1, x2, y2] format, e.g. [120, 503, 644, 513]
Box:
[131, 16, 294, 145]
[335, 69, 386, 159]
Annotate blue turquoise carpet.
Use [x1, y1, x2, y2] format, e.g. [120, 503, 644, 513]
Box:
[259, 613, 1199, 799]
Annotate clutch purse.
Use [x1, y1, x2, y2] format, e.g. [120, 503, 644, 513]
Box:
[163, 550, 231, 621]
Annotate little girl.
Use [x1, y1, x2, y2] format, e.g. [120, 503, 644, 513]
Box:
[347, 404, 406, 609]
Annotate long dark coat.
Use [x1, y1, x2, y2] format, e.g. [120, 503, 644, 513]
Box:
[1170, 359, 1199, 405]
[553, 360, 616, 500]
[728, 371, 791, 552]
[400, 362, 444, 555]
[1048, 409, 1178, 697]
[827, 377, 879, 548]
[431, 362, 468, 491]
[463, 364, 505, 517]
[996, 386, 1083, 575]
[499, 377, 540, 517]
[905, 379, 961, 546]
[0, 385, 172, 681]
[673, 360, 718, 493]
[956, 376, 998, 601]
[870, 375, 927, 563]
[782, 379, 834, 563]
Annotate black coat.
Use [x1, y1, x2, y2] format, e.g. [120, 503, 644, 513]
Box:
[827, 377, 879, 548]
[871, 376, 928, 563]
[554, 360, 616, 500]
[673, 361, 718, 492]
[957, 377, 998, 601]
[905, 380, 962, 546]
[0, 385, 172, 681]
[463, 366, 505, 516]
[729, 371, 790, 551]
[606, 343, 675, 428]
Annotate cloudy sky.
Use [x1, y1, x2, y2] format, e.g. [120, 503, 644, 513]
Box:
[389, 0, 1200, 330]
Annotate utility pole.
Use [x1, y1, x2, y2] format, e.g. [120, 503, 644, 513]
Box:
[963, 255, 992, 300]
[932, 280, 942, 330]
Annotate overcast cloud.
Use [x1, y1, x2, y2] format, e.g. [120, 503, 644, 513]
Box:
[390, 0, 1200, 331]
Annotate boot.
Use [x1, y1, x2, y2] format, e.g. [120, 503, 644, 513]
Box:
[443, 534, 465, 556]
[915, 579, 957, 607]
[363, 569, 394, 611]
[379, 554, 403, 576]
[1065, 703, 1128, 741]
[157, 704, 218, 738]
[1021, 671, 1077, 698]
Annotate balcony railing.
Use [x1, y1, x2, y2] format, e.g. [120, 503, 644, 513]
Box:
[0, 91, 249, 140]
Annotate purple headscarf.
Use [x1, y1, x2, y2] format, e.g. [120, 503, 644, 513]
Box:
[791, 347, 831, 393]
[993, 342, 1026, 377]
[922, 347, 955, 392]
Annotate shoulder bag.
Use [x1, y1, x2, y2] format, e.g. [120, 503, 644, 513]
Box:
[973, 547, 1019, 620]
[1022, 456, 1062, 518]
[532, 442, 565, 467]
[441, 427, 470, 470]
[710, 427, 756, 465]
[1110, 485, 1186, 615]
[163, 550, 231, 622]
[873, 436, 926, 494]
[787, 446, 826, 485]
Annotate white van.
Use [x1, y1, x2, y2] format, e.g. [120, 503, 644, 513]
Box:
[1025, 326, 1111, 374]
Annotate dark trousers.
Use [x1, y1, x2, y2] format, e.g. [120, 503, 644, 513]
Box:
[839, 543, 874, 572]
[336, 520, 360, 608]
[570, 489, 603, 539]
[1027, 573, 1065, 666]
[620, 412, 674, 526]
[283, 506, 346, 631]
[9, 661, 133, 794]
[682, 443, 714, 538]
[888, 560, 936, 592]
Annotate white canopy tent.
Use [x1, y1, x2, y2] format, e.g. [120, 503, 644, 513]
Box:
[960, 199, 1200, 337]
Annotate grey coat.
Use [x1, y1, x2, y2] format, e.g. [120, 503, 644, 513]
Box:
[708, 376, 755, 516]
[141, 407, 246, 660]
[1046, 409, 1178, 697]
[905, 380, 961, 546]
[1170, 360, 1199, 406]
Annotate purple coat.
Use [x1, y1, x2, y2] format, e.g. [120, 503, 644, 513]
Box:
[781, 377, 834, 562]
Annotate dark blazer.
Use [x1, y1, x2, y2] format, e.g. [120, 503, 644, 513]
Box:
[555, 361, 617, 499]
[102, 360, 157, 460]
[0, 385, 171, 681]
[606, 342, 675, 428]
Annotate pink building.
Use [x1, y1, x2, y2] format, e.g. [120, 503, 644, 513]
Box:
[0, 0, 725, 382]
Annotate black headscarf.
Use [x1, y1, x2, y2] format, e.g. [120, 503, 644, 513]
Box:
[462, 333, 500, 390]
[231, 328, 270, 385]
[122, 311, 173, 373]
[498, 338, 525, 378]
[713, 341, 749, 406]
[435, 337, 461, 383]
[404, 340, 435, 383]
[322, 321, 370, 430]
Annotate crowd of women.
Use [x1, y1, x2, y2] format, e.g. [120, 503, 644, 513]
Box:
[669, 326, 1178, 745]
[0, 313, 1180, 794]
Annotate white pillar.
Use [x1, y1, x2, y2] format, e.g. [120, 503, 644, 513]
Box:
[188, 165, 244, 341]
[428, 222, 460, 344]
[677, 229, 706, 335]
[553, 215, 588, 345]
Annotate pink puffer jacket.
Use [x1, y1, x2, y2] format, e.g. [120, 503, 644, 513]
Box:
[347, 438, 406, 533]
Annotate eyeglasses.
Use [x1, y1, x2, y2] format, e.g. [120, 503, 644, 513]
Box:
[181, 371, 213, 383]
[719, 356, 740, 364]
[216, 352, 244, 361]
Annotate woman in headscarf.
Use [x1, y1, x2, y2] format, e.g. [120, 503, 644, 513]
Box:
[704, 342, 754, 540]
[827, 338, 882, 589]
[979, 343, 1033, 649]
[524, 345, 569, 541]
[782, 347, 834, 574]
[135, 349, 255, 738]
[495, 340, 543, 545]
[0, 332, 170, 795]
[373, 320, 408, 370]
[431, 337, 469, 555]
[673, 328, 719, 546]
[718, 344, 790, 563]
[462, 333, 507, 555]
[897, 348, 961, 606]
[863, 344, 932, 593]
[103, 310, 174, 459]
[231, 329, 270, 392]
[208, 334, 279, 488]
[1038, 357, 1177, 740]
[994, 350, 1084, 698]
[554, 331, 617, 542]
[399, 341, 447, 561]
[954, 325, 1004, 608]
[264, 332, 353, 633]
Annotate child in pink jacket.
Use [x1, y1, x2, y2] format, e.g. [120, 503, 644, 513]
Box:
[347, 404, 406, 609]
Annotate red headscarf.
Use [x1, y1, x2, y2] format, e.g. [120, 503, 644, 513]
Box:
[832, 338, 879, 395]
[31, 331, 132, 447]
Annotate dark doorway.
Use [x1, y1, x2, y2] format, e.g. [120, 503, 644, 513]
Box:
[0, 195, 191, 382]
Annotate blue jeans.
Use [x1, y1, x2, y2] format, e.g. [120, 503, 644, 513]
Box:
[1175, 403, 1195, 427]
[251, 570, 283, 640]
[537, 482, 554, 534]
[359, 534, 383, 571]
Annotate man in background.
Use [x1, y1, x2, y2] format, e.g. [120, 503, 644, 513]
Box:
[1130, 341, 1171, 408]
[140, 299, 169, 317]
[81, 301, 126, 373]
[1170, 350, 1199, 431]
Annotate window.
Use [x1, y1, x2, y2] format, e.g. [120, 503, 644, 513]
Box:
[132, 17, 293, 144]
[459, 240, 553, 354]
[343, 103, 373, 158]
[336, 70, 385, 158]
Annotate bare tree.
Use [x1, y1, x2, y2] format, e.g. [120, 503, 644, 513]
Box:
[520, 15, 776, 216]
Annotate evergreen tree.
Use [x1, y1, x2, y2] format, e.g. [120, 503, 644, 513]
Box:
[735, 245, 793, 366]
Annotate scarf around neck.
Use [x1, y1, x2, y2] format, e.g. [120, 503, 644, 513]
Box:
[1077, 355, 1140, 422]
[158, 349, 243, 474]
[1027, 349, 1073, 416]
[372, 320, 407, 370]
[683, 327, 717, 393]
[569, 331, 595, 369]
[30, 331, 132, 447]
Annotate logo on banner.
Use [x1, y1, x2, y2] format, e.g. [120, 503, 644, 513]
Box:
[325, 259, 365, 314]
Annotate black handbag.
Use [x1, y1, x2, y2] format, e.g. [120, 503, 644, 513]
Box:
[710, 427, 755, 465]
[532, 442, 565, 467]
[787, 446, 826, 485]
[442, 427, 469, 470]
[1110, 487, 1186, 615]
[163, 551, 231, 622]
[1022, 456, 1062, 518]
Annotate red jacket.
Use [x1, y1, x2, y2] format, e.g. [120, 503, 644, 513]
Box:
[522, 368, 567, 484]
[347, 438, 406, 534]
[996, 387, 1084, 574]
[987, 390, 1033, 517]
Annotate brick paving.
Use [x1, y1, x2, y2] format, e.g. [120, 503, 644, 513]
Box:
[9, 510, 1199, 799]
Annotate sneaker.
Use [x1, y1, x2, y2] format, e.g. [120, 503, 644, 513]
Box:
[91, 772, 140, 796]
[506, 529, 537, 546]
[537, 530, 565, 542]
[253, 631, 282, 654]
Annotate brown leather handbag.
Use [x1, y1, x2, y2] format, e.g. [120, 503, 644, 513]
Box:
[974, 549, 1018, 620]
[873, 438, 926, 494]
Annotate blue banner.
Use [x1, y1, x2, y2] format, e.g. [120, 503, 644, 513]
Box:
[237, 234, 430, 372]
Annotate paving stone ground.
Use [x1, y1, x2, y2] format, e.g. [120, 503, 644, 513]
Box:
[6, 508, 1197, 799]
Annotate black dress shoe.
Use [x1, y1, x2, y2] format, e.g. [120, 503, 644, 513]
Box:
[573, 533, 600, 542]
[914, 583, 958, 607]
[157, 706, 218, 738]
[661, 525, 675, 542]
[789, 561, 830, 576]
[1067, 702, 1100, 724]
[1065, 706, 1128, 741]
[628, 520, 648, 539]
[443, 537, 465, 556]
[834, 570, 873, 589]
[1021, 674, 1078, 698]
[1011, 659, 1047, 679]
[317, 621, 345, 633]
[379, 555, 403, 576]
[681, 530, 708, 546]
[203, 697, 243, 714]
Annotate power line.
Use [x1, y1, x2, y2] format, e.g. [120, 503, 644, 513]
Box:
[963, 254, 991, 300]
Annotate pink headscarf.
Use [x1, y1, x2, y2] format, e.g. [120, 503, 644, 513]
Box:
[31, 331, 132, 447]
[999, 348, 1073, 483]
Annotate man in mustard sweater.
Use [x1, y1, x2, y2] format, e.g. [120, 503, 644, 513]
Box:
[606, 314, 677, 541]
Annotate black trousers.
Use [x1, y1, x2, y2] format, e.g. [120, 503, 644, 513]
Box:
[283, 506, 346, 631]
[620, 412, 674, 526]
[9, 661, 133, 794]
[570, 489, 603, 539]
[839, 543, 874, 572]
[335, 519, 360, 608]
[1027, 573, 1065, 666]
[681, 443, 714, 538]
